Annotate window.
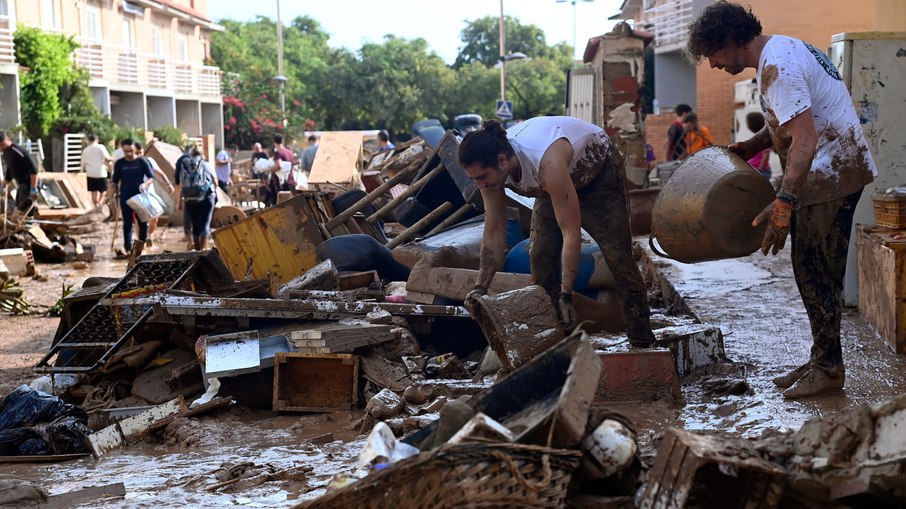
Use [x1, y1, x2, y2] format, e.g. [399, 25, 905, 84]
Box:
[178, 34, 188, 61]
[41, 0, 60, 30]
[86, 5, 101, 40]
[152, 27, 163, 55]
[0, 0, 8, 18]
[122, 18, 135, 48]
[200, 39, 207, 61]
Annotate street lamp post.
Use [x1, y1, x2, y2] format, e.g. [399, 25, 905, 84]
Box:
[498, 0, 526, 112]
[274, 0, 287, 126]
[557, 0, 595, 68]
[499, 0, 506, 101]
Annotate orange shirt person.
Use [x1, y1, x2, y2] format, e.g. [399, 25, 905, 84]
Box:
[681, 113, 714, 157]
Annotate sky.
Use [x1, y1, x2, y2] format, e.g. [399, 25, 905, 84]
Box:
[212, 0, 627, 64]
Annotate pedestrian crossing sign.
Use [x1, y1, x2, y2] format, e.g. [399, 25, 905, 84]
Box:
[495, 100, 513, 120]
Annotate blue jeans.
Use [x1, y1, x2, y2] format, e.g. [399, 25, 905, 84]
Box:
[121, 198, 148, 251]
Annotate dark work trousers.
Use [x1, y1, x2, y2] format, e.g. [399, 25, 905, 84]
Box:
[120, 198, 148, 251]
[529, 148, 656, 343]
[790, 189, 862, 370]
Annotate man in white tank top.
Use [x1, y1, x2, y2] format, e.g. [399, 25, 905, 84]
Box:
[687, 2, 877, 398]
[459, 117, 657, 348]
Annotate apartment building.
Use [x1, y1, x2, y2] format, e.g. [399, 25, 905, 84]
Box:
[613, 0, 905, 151]
[0, 0, 223, 145]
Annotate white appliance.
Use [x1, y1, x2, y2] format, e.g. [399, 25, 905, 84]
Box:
[829, 32, 906, 306]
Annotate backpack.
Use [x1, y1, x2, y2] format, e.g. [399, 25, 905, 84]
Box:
[180, 156, 213, 203]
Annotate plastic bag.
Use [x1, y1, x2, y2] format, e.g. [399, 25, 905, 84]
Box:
[126, 188, 165, 222]
[358, 421, 419, 471]
[0, 386, 85, 431]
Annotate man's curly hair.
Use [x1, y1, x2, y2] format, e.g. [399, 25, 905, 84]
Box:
[686, 2, 762, 62]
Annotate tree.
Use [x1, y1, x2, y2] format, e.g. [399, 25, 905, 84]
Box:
[13, 25, 95, 139]
[454, 16, 567, 69]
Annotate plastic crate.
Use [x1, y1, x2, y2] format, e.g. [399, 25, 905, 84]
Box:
[873, 193, 906, 229]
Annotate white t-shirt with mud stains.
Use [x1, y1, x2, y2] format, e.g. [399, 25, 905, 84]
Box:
[756, 35, 876, 207]
[505, 116, 613, 198]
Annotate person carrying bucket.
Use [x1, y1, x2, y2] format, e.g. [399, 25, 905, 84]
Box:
[458, 117, 657, 348]
[686, 2, 877, 398]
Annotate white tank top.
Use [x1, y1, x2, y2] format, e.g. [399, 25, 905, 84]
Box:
[505, 117, 613, 198]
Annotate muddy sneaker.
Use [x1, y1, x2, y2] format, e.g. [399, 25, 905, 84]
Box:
[782, 366, 844, 399]
[771, 363, 809, 389]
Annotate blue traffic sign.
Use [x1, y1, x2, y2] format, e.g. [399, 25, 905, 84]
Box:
[495, 100, 513, 120]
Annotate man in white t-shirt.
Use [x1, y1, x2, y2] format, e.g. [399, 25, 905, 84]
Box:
[215, 144, 238, 192]
[458, 116, 657, 348]
[687, 2, 877, 398]
[81, 134, 113, 207]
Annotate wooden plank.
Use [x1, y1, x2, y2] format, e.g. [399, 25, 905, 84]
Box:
[289, 324, 398, 352]
[42, 482, 126, 509]
[407, 267, 533, 302]
[308, 131, 364, 192]
[118, 397, 187, 443]
[110, 295, 471, 319]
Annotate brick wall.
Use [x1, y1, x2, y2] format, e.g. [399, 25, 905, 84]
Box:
[644, 112, 678, 163]
[695, 0, 878, 146]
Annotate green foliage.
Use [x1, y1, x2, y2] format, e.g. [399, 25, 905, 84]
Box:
[151, 125, 185, 146]
[13, 25, 83, 139]
[50, 115, 119, 148]
[212, 14, 573, 140]
[44, 283, 75, 317]
[454, 16, 571, 69]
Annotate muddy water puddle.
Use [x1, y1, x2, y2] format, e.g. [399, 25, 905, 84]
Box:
[648, 247, 906, 438]
[0, 409, 365, 507]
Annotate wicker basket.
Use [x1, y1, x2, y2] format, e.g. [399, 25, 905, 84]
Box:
[873, 192, 906, 229]
[294, 443, 581, 509]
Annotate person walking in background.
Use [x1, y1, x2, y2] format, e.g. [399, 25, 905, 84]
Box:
[745, 111, 773, 180]
[215, 144, 238, 193]
[687, 1, 877, 398]
[175, 144, 198, 242]
[267, 134, 295, 204]
[0, 132, 38, 211]
[377, 130, 395, 152]
[300, 135, 319, 174]
[135, 142, 173, 248]
[680, 113, 715, 158]
[666, 104, 692, 161]
[111, 139, 154, 260]
[81, 134, 113, 209]
[458, 117, 657, 347]
[174, 146, 216, 251]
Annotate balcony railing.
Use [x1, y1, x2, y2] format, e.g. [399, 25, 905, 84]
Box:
[642, 0, 694, 53]
[0, 24, 15, 65]
[75, 38, 222, 97]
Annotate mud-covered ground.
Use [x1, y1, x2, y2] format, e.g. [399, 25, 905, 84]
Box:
[2, 220, 905, 507]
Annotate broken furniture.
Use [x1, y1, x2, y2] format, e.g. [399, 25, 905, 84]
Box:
[857, 225, 906, 353]
[34, 172, 92, 220]
[639, 428, 787, 509]
[273, 352, 359, 412]
[308, 131, 366, 194]
[35, 251, 233, 373]
[406, 334, 601, 450]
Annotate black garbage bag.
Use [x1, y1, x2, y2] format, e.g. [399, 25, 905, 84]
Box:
[0, 429, 48, 456]
[44, 416, 91, 455]
[0, 386, 89, 456]
[0, 385, 86, 431]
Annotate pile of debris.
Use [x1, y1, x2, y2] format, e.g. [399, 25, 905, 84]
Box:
[4, 128, 904, 508]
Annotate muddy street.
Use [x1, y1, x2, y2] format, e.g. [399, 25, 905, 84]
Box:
[2, 216, 905, 506]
